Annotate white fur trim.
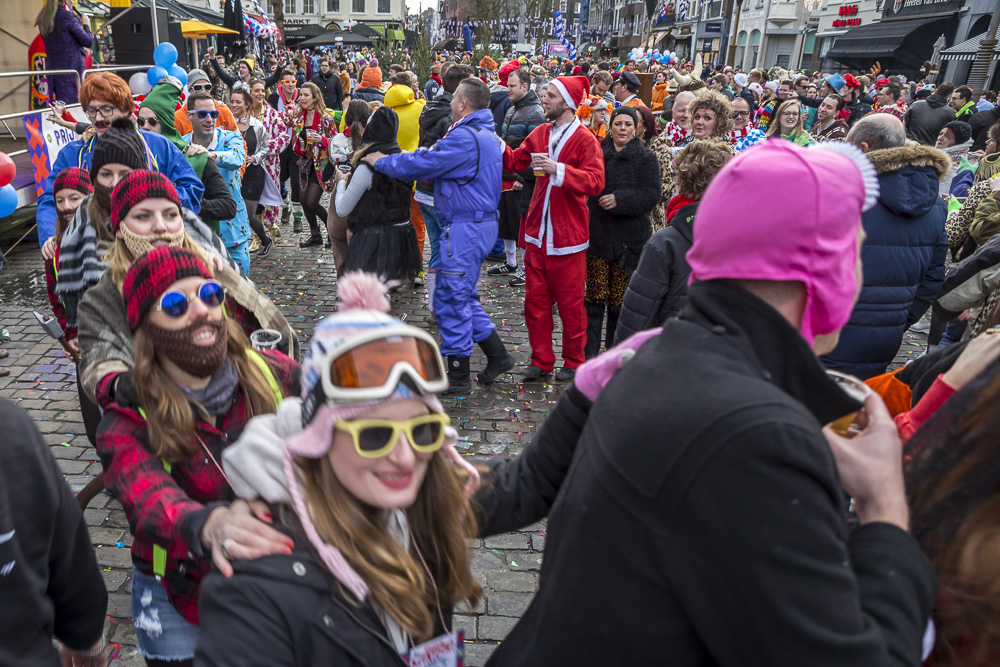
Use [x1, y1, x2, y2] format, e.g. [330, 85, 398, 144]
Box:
[550, 78, 578, 111]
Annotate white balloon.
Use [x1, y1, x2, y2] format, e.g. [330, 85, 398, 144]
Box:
[129, 71, 152, 96]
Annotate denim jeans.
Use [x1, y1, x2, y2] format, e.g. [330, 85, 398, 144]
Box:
[938, 318, 967, 348]
[131, 565, 200, 661]
[417, 202, 442, 269]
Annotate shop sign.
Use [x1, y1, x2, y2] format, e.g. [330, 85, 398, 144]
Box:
[884, 0, 960, 19]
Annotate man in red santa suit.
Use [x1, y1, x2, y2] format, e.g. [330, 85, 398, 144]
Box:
[503, 75, 605, 381]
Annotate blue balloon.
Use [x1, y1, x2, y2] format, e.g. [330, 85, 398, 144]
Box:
[153, 42, 178, 68]
[0, 184, 17, 218]
[168, 64, 187, 86]
[147, 66, 167, 88]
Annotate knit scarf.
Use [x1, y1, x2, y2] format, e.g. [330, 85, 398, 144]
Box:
[429, 74, 441, 85]
[181, 356, 238, 416]
[781, 129, 813, 146]
[731, 125, 752, 142]
[665, 193, 697, 225]
[55, 195, 110, 328]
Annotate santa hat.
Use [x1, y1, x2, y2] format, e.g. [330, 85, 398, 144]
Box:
[498, 60, 520, 85]
[550, 76, 589, 111]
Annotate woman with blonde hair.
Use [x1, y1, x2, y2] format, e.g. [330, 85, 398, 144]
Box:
[97, 243, 299, 666]
[766, 99, 814, 146]
[281, 81, 339, 247]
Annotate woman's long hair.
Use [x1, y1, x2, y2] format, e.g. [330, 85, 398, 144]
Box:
[37, 0, 60, 36]
[766, 100, 805, 139]
[344, 100, 372, 154]
[907, 361, 1000, 665]
[297, 449, 482, 642]
[133, 318, 278, 462]
[300, 82, 327, 116]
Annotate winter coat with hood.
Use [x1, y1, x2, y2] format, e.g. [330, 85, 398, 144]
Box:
[415, 90, 454, 198]
[615, 201, 697, 343]
[821, 144, 949, 379]
[845, 92, 873, 127]
[312, 70, 345, 112]
[489, 84, 513, 135]
[587, 137, 661, 274]
[905, 95, 957, 146]
[384, 84, 425, 153]
[969, 105, 1000, 151]
[195, 382, 593, 666]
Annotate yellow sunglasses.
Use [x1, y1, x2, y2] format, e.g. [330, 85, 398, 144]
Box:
[335, 413, 450, 459]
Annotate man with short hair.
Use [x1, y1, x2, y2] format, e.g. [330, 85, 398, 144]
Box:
[311, 57, 344, 110]
[502, 76, 605, 381]
[905, 81, 956, 146]
[36, 72, 204, 249]
[589, 70, 613, 98]
[822, 114, 947, 379]
[364, 78, 516, 392]
[184, 92, 251, 275]
[662, 90, 695, 147]
[810, 94, 849, 142]
[173, 69, 238, 135]
[969, 93, 1000, 151]
[711, 73, 734, 101]
[874, 82, 905, 121]
[613, 70, 646, 108]
[977, 89, 996, 111]
[730, 96, 765, 151]
[951, 85, 978, 122]
[490, 68, 546, 283]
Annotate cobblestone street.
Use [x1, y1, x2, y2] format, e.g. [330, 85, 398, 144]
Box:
[0, 223, 930, 666]
[0, 224, 571, 666]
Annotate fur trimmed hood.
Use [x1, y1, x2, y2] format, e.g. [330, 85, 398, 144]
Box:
[867, 143, 951, 181]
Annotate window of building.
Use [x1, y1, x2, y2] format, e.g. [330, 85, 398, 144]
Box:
[303, 0, 314, 12]
[285, 0, 296, 14]
[327, 0, 339, 10]
[702, 0, 722, 19]
[377, 0, 390, 11]
[736, 30, 746, 68]
[749, 29, 760, 67]
[775, 53, 789, 68]
[352, 0, 364, 12]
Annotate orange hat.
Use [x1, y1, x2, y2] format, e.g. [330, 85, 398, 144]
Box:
[361, 66, 382, 89]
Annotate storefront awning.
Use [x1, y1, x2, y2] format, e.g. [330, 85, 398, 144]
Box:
[180, 20, 238, 38]
[645, 31, 666, 49]
[825, 16, 953, 71]
[941, 26, 1000, 61]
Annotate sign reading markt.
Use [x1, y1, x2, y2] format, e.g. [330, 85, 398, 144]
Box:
[883, 0, 960, 18]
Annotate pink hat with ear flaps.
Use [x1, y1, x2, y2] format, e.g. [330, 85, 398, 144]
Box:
[282, 272, 481, 603]
[686, 139, 879, 346]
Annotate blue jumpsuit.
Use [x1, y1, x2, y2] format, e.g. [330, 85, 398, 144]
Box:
[374, 108, 503, 357]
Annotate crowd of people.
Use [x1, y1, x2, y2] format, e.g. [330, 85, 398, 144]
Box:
[6, 41, 1000, 667]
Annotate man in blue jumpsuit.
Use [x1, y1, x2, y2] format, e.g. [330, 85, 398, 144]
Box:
[36, 72, 203, 249]
[363, 77, 516, 393]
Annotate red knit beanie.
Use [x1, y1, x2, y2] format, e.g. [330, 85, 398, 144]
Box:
[53, 167, 93, 196]
[123, 246, 213, 331]
[110, 170, 182, 233]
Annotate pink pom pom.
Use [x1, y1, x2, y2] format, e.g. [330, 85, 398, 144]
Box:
[337, 272, 390, 313]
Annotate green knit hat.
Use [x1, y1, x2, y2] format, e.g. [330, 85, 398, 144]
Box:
[139, 79, 208, 178]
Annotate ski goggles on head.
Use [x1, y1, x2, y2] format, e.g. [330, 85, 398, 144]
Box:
[335, 413, 450, 458]
[318, 325, 448, 403]
[156, 280, 226, 318]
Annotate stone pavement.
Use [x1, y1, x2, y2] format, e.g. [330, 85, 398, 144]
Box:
[0, 225, 568, 666]
[0, 224, 929, 666]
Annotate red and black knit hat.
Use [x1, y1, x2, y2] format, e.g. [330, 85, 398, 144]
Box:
[110, 170, 182, 233]
[123, 246, 212, 331]
[53, 167, 93, 195]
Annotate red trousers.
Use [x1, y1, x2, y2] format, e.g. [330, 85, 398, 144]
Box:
[410, 197, 426, 258]
[524, 244, 586, 371]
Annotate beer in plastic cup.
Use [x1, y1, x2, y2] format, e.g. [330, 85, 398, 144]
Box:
[531, 152, 548, 177]
[250, 328, 282, 351]
[825, 370, 872, 435]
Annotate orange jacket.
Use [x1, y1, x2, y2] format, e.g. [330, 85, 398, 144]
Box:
[651, 84, 668, 111]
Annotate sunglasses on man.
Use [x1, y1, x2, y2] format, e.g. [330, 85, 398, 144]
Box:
[190, 109, 220, 120]
[190, 83, 213, 92]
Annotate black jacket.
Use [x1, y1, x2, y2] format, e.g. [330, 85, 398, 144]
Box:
[905, 95, 957, 146]
[587, 138, 660, 273]
[198, 158, 238, 227]
[846, 93, 873, 127]
[501, 91, 546, 213]
[195, 387, 593, 666]
[487, 281, 938, 667]
[353, 86, 385, 103]
[969, 105, 1000, 151]
[415, 91, 454, 196]
[0, 399, 107, 666]
[312, 71, 345, 112]
[615, 201, 696, 344]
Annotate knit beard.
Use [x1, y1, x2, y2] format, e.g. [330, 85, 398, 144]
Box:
[143, 317, 229, 379]
[119, 224, 186, 259]
[94, 183, 114, 212]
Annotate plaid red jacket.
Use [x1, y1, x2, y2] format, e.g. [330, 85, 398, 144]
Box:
[95, 350, 300, 624]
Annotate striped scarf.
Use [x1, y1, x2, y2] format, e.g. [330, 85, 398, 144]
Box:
[55, 196, 110, 328]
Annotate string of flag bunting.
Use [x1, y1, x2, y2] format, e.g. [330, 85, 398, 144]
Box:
[553, 11, 576, 59]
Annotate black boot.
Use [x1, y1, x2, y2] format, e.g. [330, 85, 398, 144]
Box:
[584, 302, 605, 360]
[476, 330, 515, 383]
[605, 305, 622, 351]
[300, 222, 323, 247]
[443, 356, 472, 394]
